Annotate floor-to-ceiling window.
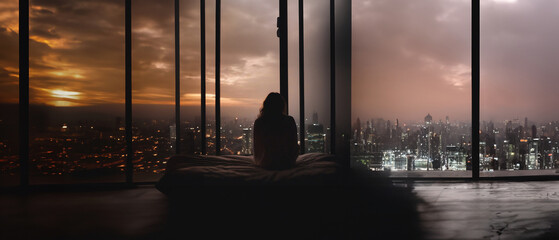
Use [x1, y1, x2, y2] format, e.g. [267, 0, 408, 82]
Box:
[219, 0, 279, 155]
[28, 0, 126, 184]
[12, 1, 556, 186]
[352, 0, 472, 177]
[0, 0, 19, 186]
[481, 0, 559, 177]
[130, 0, 176, 182]
[303, 0, 332, 154]
[179, 0, 202, 157]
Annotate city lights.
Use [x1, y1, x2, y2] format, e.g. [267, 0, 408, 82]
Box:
[352, 115, 559, 173]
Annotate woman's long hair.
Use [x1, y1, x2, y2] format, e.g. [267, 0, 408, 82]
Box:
[258, 92, 286, 118]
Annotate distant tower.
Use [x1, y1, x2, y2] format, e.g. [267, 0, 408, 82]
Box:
[170, 124, 177, 150]
[506, 120, 512, 131]
[524, 117, 528, 137]
[241, 127, 252, 155]
[353, 117, 362, 142]
[365, 120, 372, 147]
[387, 120, 392, 139]
[532, 125, 537, 138]
[307, 113, 325, 153]
[425, 113, 433, 125]
[418, 127, 430, 158]
[312, 112, 319, 124]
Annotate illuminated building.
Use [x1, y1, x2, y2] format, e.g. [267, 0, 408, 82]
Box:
[170, 124, 176, 151]
[444, 145, 466, 170]
[424, 113, 432, 125]
[307, 112, 325, 153]
[241, 127, 252, 155]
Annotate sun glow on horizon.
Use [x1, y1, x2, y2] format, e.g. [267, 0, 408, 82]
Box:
[49, 89, 82, 100]
[48, 100, 81, 107]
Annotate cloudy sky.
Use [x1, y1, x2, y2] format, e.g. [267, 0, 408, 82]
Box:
[0, 0, 333, 123]
[353, 0, 559, 124]
[1, 0, 559, 125]
[480, 0, 559, 123]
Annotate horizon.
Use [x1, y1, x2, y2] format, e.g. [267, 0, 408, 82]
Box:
[3, 102, 557, 127]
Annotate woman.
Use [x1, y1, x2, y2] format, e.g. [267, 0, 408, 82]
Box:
[253, 92, 299, 170]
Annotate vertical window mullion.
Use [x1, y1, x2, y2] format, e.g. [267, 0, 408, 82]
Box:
[472, 0, 480, 180]
[215, 0, 221, 155]
[201, 0, 207, 155]
[175, 0, 181, 154]
[330, 0, 336, 154]
[125, 0, 133, 184]
[299, 0, 305, 154]
[279, 0, 288, 110]
[19, 0, 30, 188]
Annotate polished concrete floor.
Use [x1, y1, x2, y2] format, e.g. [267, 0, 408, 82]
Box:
[413, 181, 559, 240]
[1, 180, 558, 239]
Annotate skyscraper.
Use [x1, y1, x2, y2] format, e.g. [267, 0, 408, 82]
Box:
[425, 113, 433, 125]
[170, 124, 176, 150]
[307, 112, 325, 153]
[241, 127, 252, 155]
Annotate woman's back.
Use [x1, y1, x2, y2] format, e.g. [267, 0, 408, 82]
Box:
[253, 114, 299, 170]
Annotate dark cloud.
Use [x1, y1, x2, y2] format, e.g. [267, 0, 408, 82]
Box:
[0, 25, 19, 103]
[0, 27, 19, 66]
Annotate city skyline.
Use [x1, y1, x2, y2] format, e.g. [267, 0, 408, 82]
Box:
[351, 112, 558, 172]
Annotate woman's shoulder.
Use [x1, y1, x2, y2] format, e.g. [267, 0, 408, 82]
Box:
[286, 115, 295, 120]
[283, 115, 296, 127]
[255, 115, 295, 124]
[286, 115, 295, 123]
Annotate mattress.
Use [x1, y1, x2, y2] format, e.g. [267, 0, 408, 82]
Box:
[154, 153, 421, 239]
[156, 153, 344, 194]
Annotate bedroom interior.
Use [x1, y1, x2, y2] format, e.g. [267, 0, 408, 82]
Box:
[2, 0, 559, 239]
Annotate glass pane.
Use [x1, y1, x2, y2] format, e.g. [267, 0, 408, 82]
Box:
[220, 0, 279, 155]
[304, 0, 330, 154]
[29, 0, 125, 184]
[352, 0, 472, 177]
[481, 0, 559, 177]
[205, 0, 216, 155]
[179, 0, 202, 156]
[288, 0, 301, 150]
[0, 0, 19, 187]
[132, 0, 174, 182]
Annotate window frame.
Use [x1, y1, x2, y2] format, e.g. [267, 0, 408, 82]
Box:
[14, 0, 517, 187]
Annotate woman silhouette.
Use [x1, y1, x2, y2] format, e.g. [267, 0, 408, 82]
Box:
[253, 92, 299, 170]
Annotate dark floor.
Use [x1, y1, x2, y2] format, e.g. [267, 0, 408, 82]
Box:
[1, 179, 559, 240]
[413, 181, 559, 240]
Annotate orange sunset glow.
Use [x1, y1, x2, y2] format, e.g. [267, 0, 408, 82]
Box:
[0, 0, 290, 118]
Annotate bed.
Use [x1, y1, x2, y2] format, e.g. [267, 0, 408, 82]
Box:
[155, 152, 346, 195]
[155, 153, 422, 239]
[155, 153, 351, 238]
